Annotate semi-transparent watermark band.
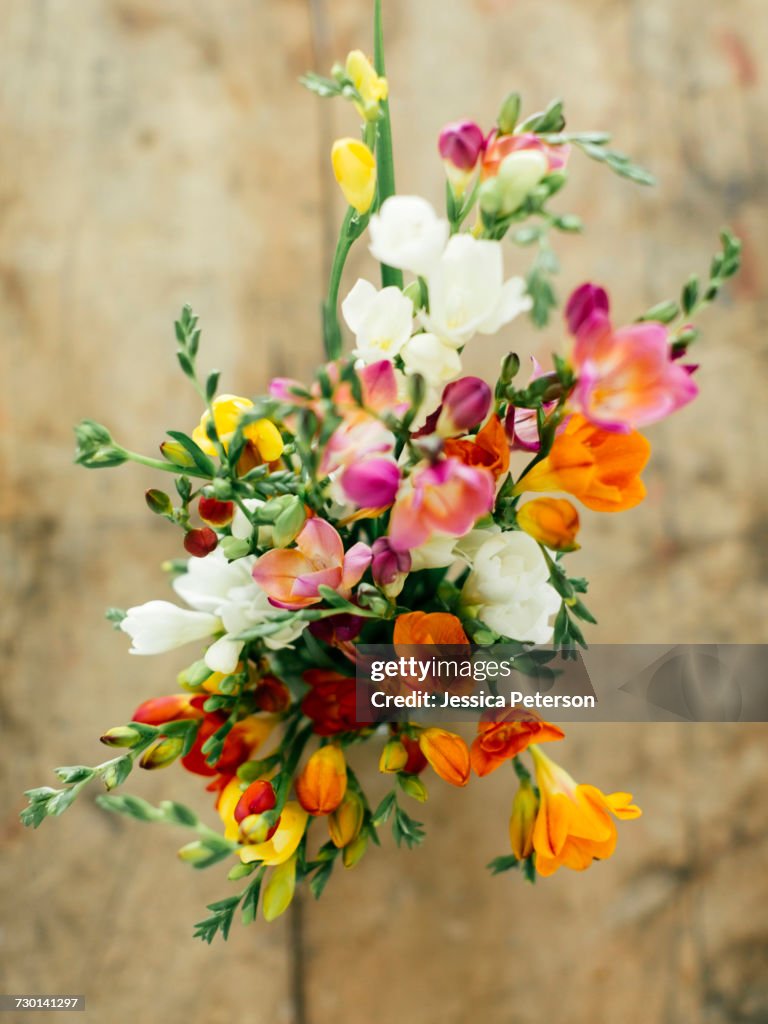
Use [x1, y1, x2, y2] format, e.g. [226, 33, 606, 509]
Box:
[354, 645, 768, 723]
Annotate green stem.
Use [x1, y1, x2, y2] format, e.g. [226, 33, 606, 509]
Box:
[122, 449, 211, 480]
[324, 208, 357, 360]
[373, 0, 402, 290]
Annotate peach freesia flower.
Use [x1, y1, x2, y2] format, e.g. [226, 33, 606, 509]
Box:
[513, 413, 650, 512]
[393, 611, 469, 647]
[470, 710, 564, 777]
[443, 413, 511, 480]
[388, 458, 495, 552]
[252, 518, 371, 610]
[530, 745, 641, 877]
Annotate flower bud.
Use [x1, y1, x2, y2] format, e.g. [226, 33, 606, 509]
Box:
[345, 50, 388, 121]
[402, 736, 428, 775]
[219, 536, 251, 560]
[235, 780, 277, 823]
[341, 459, 401, 509]
[145, 489, 173, 516]
[496, 150, 549, 215]
[132, 694, 201, 725]
[564, 282, 610, 336]
[399, 774, 428, 803]
[436, 377, 492, 437]
[139, 736, 185, 770]
[239, 810, 280, 844]
[509, 777, 539, 861]
[184, 527, 218, 558]
[438, 120, 486, 171]
[328, 791, 364, 848]
[342, 833, 368, 869]
[500, 351, 521, 386]
[160, 440, 197, 469]
[331, 138, 377, 214]
[378, 737, 409, 774]
[198, 496, 234, 527]
[177, 841, 212, 864]
[418, 728, 471, 787]
[262, 854, 297, 922]
[295, 745, 347, 816]
[73, 420, 128, 468]
[497, 91, 521, 135]
[517, 498, 580, 552]
[100, 725, 142, 748]
[272, 497, 307, 548]
[371, 538, 411, 598]
[254, 675, 291, 713]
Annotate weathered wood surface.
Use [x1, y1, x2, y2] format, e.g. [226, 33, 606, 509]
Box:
[1, 1, 767, 1022]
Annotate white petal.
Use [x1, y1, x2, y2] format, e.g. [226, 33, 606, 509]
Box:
[204, 635, 244, 674]
[354, 286, 413, 360]
[401, 332, 461, 384]
[368, 195, 449, 276]
[341, 278, 377, 334]
[172, 548, 254, 613]
[477, 276, 532, 334]
[121, 601, 220, 655]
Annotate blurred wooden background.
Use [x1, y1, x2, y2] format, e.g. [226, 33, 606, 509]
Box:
[2, 1, 767, 1022]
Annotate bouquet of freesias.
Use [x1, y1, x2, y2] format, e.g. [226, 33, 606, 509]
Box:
[22, 4, 741, 940]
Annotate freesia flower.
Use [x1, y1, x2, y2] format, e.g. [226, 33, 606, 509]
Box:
[368, 195, 449, 276]
[331, 138, 376, 213]
[435, 377, 492, 437]
[121, 601, 220, 656]
[328, 791, 364, 848]
[470, 710, 564, 777]
[566, 283, 699, 431]
[460, 531, 560, 643]
[517, 497, 580, 551]
[262, 856, 297, 922]
[509, 777, 539, 861]
[192, 394, 283, 462]
[341, 279, 414, 362]
[400, 332, 462, 389]
[320, 410, 399, 508]
[371, 538, 411, 597]
[443, 413, 511, 481]
[393, 611, 469, 646]
[530, 745, 641, 876]
[408, 532, 461, 571]
[418, 728, 471, 787]
[252, 518, 371, 610]
[482, 131, 569, 180]
[345, 50, 388, 119]
[513, 413, 651, 512]
[421, 234, 532, 346]
[219, 778, 308, 866]
[301, 669, 365, 736]
[506, 358, 559, 452]
[388, 458, 495, 552]
[439, 120, 486, 194]
[295, 745, 347, 816]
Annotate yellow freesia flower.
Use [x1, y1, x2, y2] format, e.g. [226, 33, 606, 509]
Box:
[192, 394, 283, 462]
[331, 139, 377, 214]
[218, 778, 308, 866]
[345, 49, 388, 119]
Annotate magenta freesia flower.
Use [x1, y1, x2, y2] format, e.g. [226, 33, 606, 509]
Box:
[388, 458, 495, 552]
[566, 283, 698, 432]
[341, 458, 401, 507]
[438, 121, 486, 171]
[252, 518, 371, 610]
[436, 376, 492, 437]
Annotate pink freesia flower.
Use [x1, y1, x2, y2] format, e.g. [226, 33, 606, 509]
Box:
[252, 518, 371, 610]
[506, 358, 559, 452]
[439, 121, 486, 171]
[388, 458, 495, 552]
[482, 131, 570, 179]
[566, 283, 698, 432]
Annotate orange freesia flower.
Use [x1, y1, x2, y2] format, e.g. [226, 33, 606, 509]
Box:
[295, 745, 348, 816]
[470, 710, 565, 777]
[517, 497, 580, 551]
[443, 413, 511, 480]
[393, 611, 469, 646]
[530, 745, 642, 877]
[509, 777, 539, 861]
[513, 413, 650, 512]
[328, 791, 364, 849]
[418, 727, 471, 787]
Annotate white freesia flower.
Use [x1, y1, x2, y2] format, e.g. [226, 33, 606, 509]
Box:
[368, 195, 449, 276]
[497, 150, 550, 215]
[422, 234, 532, 346]
[121, 549, 306, 670]
[401, 331, 461, 387]
[460, 531, 560, 644]
[121, 601, 221, 656]
[409, 533, 459, 571]
[341, 279, 413, 362]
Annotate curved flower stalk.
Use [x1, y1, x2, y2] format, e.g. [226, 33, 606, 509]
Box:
[25, 0, 742, 938]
